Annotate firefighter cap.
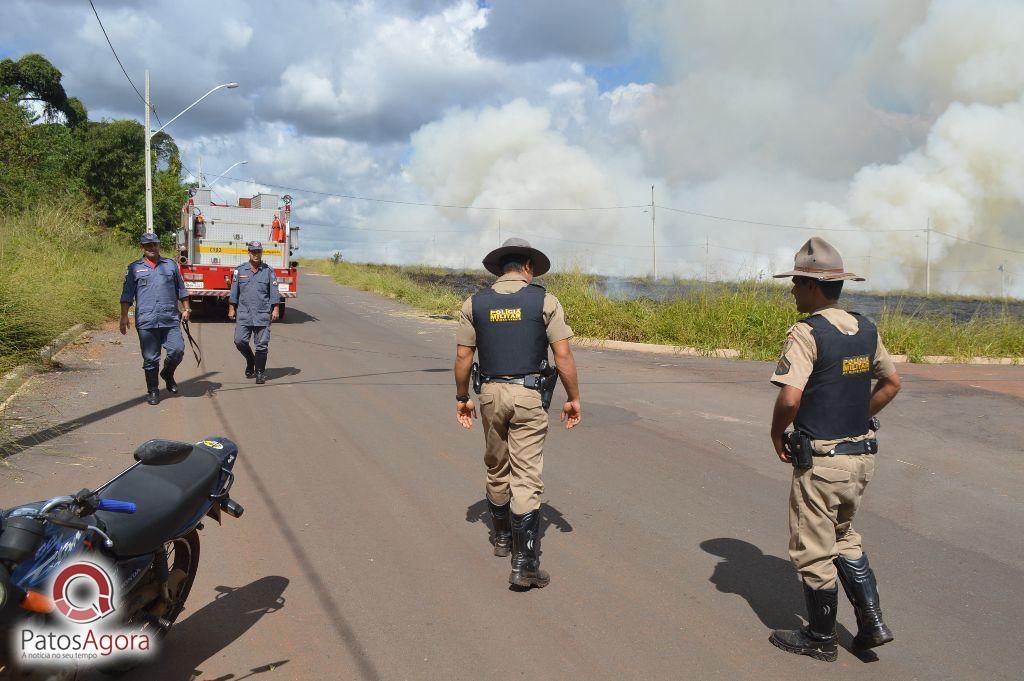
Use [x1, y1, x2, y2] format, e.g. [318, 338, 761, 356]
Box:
[140, 232, 160, 245]
[247, 240, 263, 251]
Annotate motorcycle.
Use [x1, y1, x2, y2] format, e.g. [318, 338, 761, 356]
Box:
[0, 437, 244, 678]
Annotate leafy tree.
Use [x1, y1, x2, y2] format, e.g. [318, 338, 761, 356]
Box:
[0, 53, 87, 128]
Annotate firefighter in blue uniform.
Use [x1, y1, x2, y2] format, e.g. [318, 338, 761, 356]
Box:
[229, 241, 281, 384]
[120, 232, 190, 405]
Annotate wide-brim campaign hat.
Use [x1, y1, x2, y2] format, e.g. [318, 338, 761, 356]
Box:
[773, 237, 865, 282]
[482, 237, 551, 277]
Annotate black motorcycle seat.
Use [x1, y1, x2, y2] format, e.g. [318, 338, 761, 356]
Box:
[96, 445, 222, 556]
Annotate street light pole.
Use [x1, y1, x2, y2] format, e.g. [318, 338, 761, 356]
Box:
[650, 185, 657, 280]
[144, 76, 239, 233]
[207, 160, 248, 188]
[144, 70, 153, 233]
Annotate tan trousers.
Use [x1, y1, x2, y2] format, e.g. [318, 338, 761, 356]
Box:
[478, 382, 548, 515]
[789, 453, 875, 589]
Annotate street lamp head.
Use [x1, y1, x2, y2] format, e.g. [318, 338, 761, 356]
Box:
[226, 82, 240, 89]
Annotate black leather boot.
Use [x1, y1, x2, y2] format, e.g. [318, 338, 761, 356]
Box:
[160, 359, 180, 394]
[835, 553, 894, 648]
[239, 346, 256, 378]
[254, 351, 267, 384]
[144, 369, 160, 405]
[487, 498, 512, 557]
[509, 509, 549, 588]
[769, 584, 838, 662]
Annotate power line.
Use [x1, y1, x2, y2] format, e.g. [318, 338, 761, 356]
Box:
[932, 229, 1024, 256]
[217, 175, 646, 212]
[655, 201, 929, 233]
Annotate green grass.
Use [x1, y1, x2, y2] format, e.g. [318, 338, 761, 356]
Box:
[0, 203, 137, 377]
[307, 260, 1024, 362]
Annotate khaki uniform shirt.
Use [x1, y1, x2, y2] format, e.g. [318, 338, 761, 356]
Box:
[771, 306, 897, 453]
[456, 273, 574, 347]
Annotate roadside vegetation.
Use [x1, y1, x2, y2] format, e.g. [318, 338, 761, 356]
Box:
[308, 260, 1024, 362]
[0, 205, 136, 376]
[0, 52, 190, 379]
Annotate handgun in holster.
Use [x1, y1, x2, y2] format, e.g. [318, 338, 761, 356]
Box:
[522, 359, 559, 410]
[470, 362, 482, 395]
[784, 429, 814, 469]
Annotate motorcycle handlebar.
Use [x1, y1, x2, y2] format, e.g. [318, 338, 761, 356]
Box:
[96, 499, 136, 514]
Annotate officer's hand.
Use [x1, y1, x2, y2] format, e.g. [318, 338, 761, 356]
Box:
[119, 316, 128, 335]
[561, 400, 582, 429]
[773, 438, 791, 464]
[181, 309, 191, 323]
[228, 311, 235, 321]
[271, 307, 280, 322]
[456, 400, 477, 429]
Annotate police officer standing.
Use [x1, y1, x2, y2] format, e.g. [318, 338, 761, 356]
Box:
[120, 232, 190, 405]
[454, 238, 582, 589]
[229, 241, 280, 384]
[767, 237, 902, 662]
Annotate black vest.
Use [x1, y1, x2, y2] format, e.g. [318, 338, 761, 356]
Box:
[472, 283, 548, 376]
[794, 312, 877, 440]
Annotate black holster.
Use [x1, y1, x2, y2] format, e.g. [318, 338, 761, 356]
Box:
[784, 430, 814, 469]
[470, 362, 482, 395]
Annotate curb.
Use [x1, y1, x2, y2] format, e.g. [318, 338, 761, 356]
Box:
[572, 337, 1023, 366]
[0, 323, 88, 408]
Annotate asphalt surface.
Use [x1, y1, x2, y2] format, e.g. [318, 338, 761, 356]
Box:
[1, 273, 1022, 680]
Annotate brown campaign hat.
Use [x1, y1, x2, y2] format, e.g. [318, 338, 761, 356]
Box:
[482, 237, 551, 276]
[773, 237, 865, 281]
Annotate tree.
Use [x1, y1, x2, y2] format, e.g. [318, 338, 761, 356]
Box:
[79, 121, 186, 237]
[0, 53, 87, 128]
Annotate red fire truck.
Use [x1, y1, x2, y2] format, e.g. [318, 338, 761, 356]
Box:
[177, 187, 299, 318]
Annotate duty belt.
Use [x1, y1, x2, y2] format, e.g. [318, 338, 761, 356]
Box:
[815, 439, 879, 457]
[481, 374, 539, 387]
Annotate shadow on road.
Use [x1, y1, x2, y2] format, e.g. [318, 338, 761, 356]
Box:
[466, 500, 574, 545]
[279, 307, 318, 324]
[700, 538, 877, 662]
[122, 576, 289, 681]
[263, 366, 301, 381]
[0, 372, 220, 461]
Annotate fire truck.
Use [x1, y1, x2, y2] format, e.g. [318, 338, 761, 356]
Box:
[177, 187, 299, 318]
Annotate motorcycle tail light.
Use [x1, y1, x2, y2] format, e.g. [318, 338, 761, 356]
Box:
[20, 590, 54, 614]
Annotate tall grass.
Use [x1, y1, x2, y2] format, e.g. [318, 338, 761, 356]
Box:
[0, 203, 136, 376]
[307, 260, 1024, 361]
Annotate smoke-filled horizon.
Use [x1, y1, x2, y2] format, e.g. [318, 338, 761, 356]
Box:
[6, 0, 1021, 295]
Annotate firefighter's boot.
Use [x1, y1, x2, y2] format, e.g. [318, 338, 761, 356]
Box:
[769, 584, 838, 662]
[145, 369, 160, 406]
[509, 509, 549, 589]
[254, 351, 267, 385]
[835, 553, 893, 649]
[487, 498, 512, 557]
[160, 359, 179, 394]
[240, 346, 256, 378]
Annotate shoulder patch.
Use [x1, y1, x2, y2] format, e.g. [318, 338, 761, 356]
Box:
[775, 354, 792, 376]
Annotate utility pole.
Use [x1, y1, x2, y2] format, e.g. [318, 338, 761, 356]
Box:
[650, 185, 657, 280]
[925, 217, 932, 296]
[197, 156, 203, 187]
[144, 70, 154, 233]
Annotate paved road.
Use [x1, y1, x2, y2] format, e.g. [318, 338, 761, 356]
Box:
[2, 273, 1022, 680]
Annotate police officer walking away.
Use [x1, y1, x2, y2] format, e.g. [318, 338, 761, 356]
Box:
[767, 237, 902, 662]
[120, 232, 190, 405]
[229, 241, 280, 384]
[454, 238, 582, 589]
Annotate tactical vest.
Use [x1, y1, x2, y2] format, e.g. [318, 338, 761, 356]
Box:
[472, 283, 548, 376]
[794, 312, 878, 440]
